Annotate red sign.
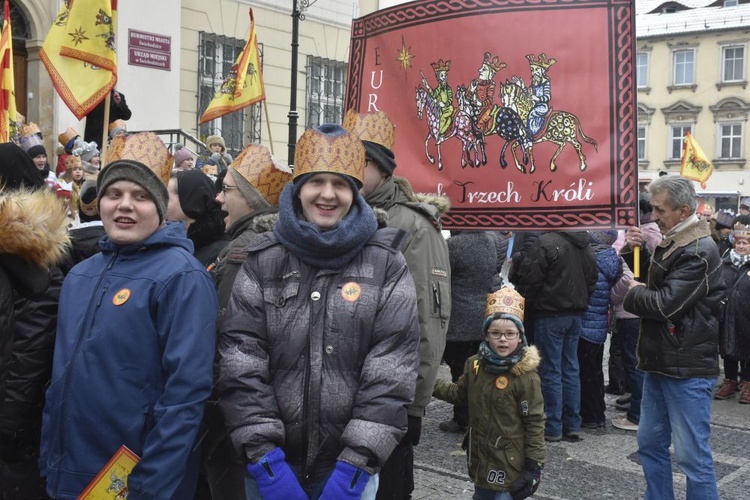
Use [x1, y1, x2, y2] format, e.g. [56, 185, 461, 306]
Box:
[346, 0, 638, 230]
[128, 29, 171, 71]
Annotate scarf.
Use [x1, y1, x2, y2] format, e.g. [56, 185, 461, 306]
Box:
[478, 341, 525, 375]
[729, 249, 750, 268]
[273, 182, 378, 269]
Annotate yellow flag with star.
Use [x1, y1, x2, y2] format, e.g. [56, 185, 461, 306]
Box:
[680, 132, 714, 189]
[40, 0, 117, 120]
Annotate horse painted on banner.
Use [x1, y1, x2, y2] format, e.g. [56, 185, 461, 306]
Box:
[415, 86, 479, 170]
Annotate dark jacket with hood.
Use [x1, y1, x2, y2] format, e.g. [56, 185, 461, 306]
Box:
[718, 252, 750, 360]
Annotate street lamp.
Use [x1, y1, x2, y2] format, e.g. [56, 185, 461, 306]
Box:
[289, 0, 316, 167]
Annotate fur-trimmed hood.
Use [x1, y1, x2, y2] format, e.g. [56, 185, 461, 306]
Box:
[393, 176, 451, 215]
[510, 345, 540, 377]
[0, 188, 70, 266]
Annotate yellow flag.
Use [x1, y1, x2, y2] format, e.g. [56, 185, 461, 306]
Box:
[0, 0, 19, 142]
[199, 8, 266, 124]
[680, 132, 714, 189]
[40, 0, 117, 120]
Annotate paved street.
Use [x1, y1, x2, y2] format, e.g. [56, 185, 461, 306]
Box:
[413, 365, 750, 499]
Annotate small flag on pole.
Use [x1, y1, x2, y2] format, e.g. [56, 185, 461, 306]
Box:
[0, 0, 19, 142]
[680, 132, 714, 189]
[199, 8, 266, 124]
[40, 0, 118, 120]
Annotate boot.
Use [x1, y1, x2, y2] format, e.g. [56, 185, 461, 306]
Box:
[740, 381, 750, 404]
[714, 379, 738, 400]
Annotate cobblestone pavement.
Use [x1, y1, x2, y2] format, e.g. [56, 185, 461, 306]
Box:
[413, 365, 750, 499]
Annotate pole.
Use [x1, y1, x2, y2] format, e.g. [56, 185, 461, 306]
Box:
[263, 99, 274, 156]
[101, 92, 111, 164]
[288, 1, 301, 167]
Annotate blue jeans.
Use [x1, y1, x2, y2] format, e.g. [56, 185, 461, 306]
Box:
[473, 487, 513, 500]
[534, 315, 582, 437]
[619, 318, 644, 424]
[245, 470, 379, 500]
[637, 373, 719, 500]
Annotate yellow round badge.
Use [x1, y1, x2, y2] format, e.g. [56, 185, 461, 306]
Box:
[495, 375, 509, 390]
[113, 288, 131, 306]
[341, 282, 362, 302]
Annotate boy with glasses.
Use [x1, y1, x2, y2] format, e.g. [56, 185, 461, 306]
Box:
[433, 287, 545, 500]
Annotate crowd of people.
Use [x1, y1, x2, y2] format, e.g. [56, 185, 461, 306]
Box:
[0, 103, 747, 500]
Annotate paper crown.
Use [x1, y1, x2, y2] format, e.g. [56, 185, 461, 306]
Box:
[342, 109, 396, 151]
[58, 127, 79, 150]
[108, 119, 127, 134]
[104, 132, 173, 184]
[482, 52, 507, 73]
[18, 133, 43, 153]
[293, 125, 365, 186]
[430, 59, 451, 73]
[485, 287, 525, 322]
[230, 144, 293, 206]
[78, 180, 99, 217]
[716, 210, 735, 230]
[65, 154, 82, 171]
[71, 139, 98, 158]
[527, 53, 556, 70]
[21, 122, 41, 138]
[734, 221, 750, 237]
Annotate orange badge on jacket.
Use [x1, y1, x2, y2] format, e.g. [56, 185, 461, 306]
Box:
[113, 289, 131, 306]
[495, 375, 508, 390]
[341, 282, 362, 302]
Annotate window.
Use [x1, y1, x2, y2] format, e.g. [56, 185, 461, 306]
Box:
[722, 45, 744, 82]
[306, 56, 347, 128]
[673, 49, 695, 86]
[725, 0, 739, 7]
[637, 126, 647, 160]
[720, 123, 743, 159]
[670, 125, 691, 159]
[197, 33, 262, 156]
[636, 53, 649, 88]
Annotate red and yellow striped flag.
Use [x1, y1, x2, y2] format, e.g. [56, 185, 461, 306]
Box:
[199, 8, 266, 124]
[680, 132, 714, 189]
[40, 0, 118, 120]
[0, 0, 19, 142]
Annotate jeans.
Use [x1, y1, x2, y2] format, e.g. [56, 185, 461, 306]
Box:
[534, 315, 582, 437]
[637, 373, 719, 500]
[619, 318, 644, 424]
[577, 338, 605, 424]
[245, 470, 380, 500]
[473, 487, 513, 500]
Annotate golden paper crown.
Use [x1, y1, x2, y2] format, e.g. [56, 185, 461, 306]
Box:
[65, 155, 82, 170]
[733, 221, 750, 237]
[104, 132, 173, 184]
[230, 144, 293, 206]
[342, 109, 396, 151]
[482, 52, 507, 74]
[21, 122, 41, 138]
[485, 287, 525, 322]
[293, 126, 365, 186]
[527, 53, 556, 70]
[58, 127, 80, 149]
[430, 59, 451, 73]
[108, 119, 127, 134]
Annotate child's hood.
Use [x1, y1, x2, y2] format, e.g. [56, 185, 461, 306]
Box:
[510, 345, 540, 376]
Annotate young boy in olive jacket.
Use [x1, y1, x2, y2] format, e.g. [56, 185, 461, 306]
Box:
[434, 287, 545, 500]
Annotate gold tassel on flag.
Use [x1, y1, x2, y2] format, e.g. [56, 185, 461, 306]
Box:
[680, 131, 714, 189]
[199, 8, 266, 125]
[0, 0, 19, 142]
[40, 0, 118, 120]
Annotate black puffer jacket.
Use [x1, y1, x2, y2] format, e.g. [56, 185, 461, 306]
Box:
[718, 254, 750, 361]
[624, 217, 724, 378]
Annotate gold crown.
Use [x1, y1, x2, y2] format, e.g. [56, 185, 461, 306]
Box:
[21, 122, 41, 138]
[58, 127, 79, 149]
[104, 132, 173, 184]
[430, 59, 451, 73]
[293, 126, 364, 186]
[527, 53, 556, 70]
[108, 119, 127, 134]
[485, 287, 525, 322]
[482, 52, 507, 74]
[65, 155, 82, 170]
[230, 144, 293, 206]
[733, 221, 750, 237]
[342, 109, 396, 151]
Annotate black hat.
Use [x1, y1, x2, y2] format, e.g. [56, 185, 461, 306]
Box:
[26, 144, 47, 160]
[174, 170, 219, 220]
[363, 141, 397, 176]
[0, 142, 45, 191]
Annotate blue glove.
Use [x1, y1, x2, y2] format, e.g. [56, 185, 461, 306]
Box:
[246, 448, 307, 500]
[319, 461, 371, 499]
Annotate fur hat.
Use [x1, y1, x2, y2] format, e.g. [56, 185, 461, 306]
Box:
[0, 142, 45, 190]
[484, 286, 526, 336]
[108, 119, 127, 139]
[342, 109, 397, 175]
[78, 179, 100, 222]
[173, 144, 196, 168]
[229, 144, 292, 206]
[205, 135, 226, 154]
[293, 124, 365, 188]
[589, 229, 618, 246]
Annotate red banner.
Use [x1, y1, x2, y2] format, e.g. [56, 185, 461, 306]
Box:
[346, 0, 638, 230]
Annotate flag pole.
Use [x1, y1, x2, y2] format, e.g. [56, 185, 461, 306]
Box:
[101, 92, 111, 163]
[263, 99, 274, 156]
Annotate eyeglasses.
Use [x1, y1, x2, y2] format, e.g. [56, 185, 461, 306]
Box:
[487, 330, 520, 340]
[221, 184, 239, 193]
[365, 159, 376, 167]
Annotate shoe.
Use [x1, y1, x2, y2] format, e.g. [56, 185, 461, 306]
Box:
[581, 420, 606, 430]
[544, 434, 562, 442]
[612, 416, 639, 431]
[714, 379, 738, 400]
[438, 419, 466, 433]
[615, 401, 630, 412]
[740, 381, 750, 404]
[562, 432, 583, 442]
[615, 394, 631, 405]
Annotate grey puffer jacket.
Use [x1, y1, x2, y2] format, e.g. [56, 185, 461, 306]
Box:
[217, 228, 419, 481]
[625, 217, 724, 378]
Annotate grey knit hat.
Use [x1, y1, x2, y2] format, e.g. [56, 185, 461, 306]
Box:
[97, 160, 169, 223]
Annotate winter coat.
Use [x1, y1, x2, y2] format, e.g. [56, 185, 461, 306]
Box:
[41, 222, 218, 500]
[217, 228, 419, 481]
[509, 231, 598, 316]
[624, 217, 724, 378]
[365, 176, 451, 417]
[446, 232, 496, 342]
[59, 222, 107, 275]
[433, 346, 545, 492]
[718, 254, 750, 361]
[581, 246, 622, 344]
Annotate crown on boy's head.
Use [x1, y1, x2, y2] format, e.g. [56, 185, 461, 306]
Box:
[734, 221, 750, 237]
[485, 287, 525, 323]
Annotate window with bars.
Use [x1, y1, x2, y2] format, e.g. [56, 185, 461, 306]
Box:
[722, 45, 745, 83]
[670, 125, 691, 159]
[197, 32, 262, 157]
[306, 56, 347, 128]
[673, 49, 695, 86]
[719, 123, 743, 159]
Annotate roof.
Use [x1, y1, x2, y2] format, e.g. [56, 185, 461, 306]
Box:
[637, 1, 750, 37]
